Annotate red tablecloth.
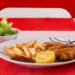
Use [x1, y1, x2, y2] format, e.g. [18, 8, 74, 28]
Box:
[5, 18, 75, 30]
[0, 18, 75, 75]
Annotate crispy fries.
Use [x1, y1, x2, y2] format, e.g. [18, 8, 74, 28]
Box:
[26, 40, 36, 47]
[23, 45, 32, 58]
[28, 48, 36, 56]
[5, 40, 45, 62]
[13, 47, 26, 57]
[5, 48, 16, 57]
[36, 42, 46, 50]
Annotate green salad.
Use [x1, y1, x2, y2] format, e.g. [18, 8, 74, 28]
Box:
[0, 17, 18, 36]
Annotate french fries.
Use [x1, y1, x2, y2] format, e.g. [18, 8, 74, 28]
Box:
[23, 45, 32, 58]
[5, 48, 16, 57]
[13, 47, 26, 57]
[26, 40, 36, 47]
[28, 48, 36, 56]
[13, 43, 24, 49]
[36, 42, 46, 50]
[4, 40, 47, 62]
[5, 46, 26, 58]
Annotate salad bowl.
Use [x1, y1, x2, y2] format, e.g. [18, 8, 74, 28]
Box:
[0, 17, 19, 42]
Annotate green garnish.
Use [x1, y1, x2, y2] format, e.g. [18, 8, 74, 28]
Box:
[0, 17, 18, 36]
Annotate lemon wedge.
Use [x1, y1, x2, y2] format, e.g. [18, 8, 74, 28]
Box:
[35, 51, 56, 63]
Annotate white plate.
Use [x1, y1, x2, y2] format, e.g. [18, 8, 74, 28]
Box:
[0, 37, 75, 68]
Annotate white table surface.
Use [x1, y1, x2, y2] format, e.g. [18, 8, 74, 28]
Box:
[0, 8, 71, 18]
[17, 31, 75, 41]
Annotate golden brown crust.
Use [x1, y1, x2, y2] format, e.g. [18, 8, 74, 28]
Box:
[4, 40, 75, 62]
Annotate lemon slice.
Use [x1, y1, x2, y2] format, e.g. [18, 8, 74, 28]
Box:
[35, 51, 56, 63]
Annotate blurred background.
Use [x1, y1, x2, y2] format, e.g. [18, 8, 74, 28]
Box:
[0, 0, 75, 17]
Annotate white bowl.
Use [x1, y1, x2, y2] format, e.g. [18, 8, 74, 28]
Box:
[0, 28, 19, 43]
[0, 37, 75, 68]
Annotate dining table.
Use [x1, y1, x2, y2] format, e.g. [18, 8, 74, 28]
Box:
[0, 18, 75, 75]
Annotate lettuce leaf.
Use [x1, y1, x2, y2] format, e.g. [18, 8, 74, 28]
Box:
[0, 17, 17, 36]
